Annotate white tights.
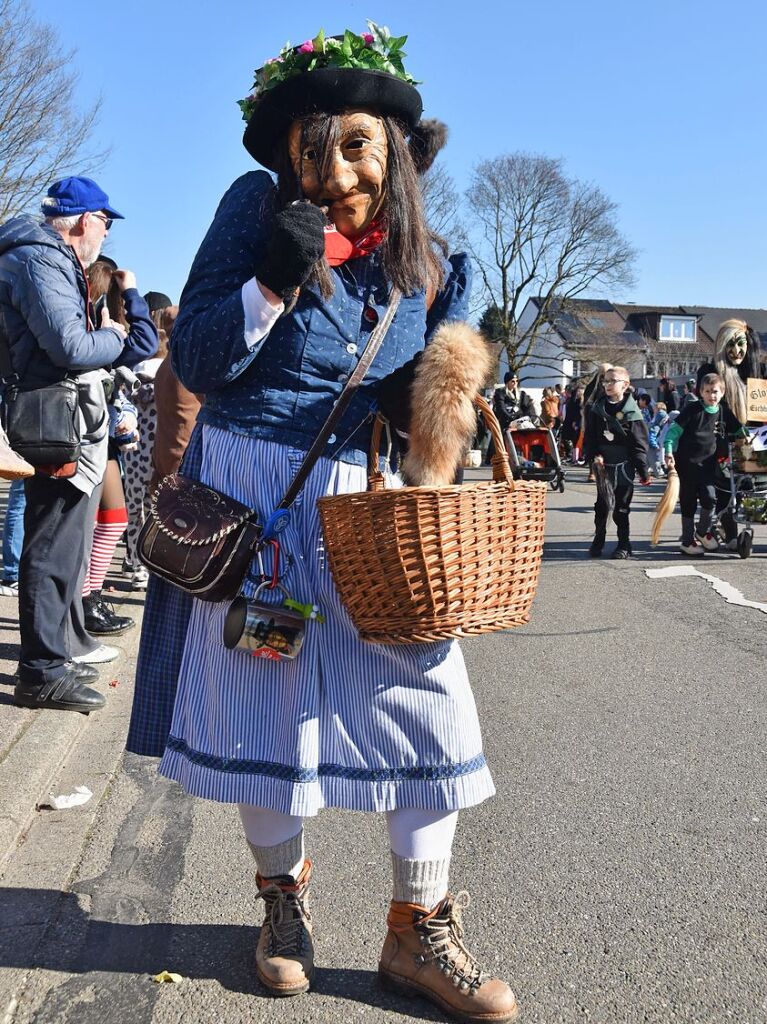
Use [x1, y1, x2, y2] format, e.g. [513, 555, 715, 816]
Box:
[237, 804, 459, 860]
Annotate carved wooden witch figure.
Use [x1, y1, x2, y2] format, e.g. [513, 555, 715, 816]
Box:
[127, 23, 519, 1024]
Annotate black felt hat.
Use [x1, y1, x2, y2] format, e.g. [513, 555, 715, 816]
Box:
[143, 290, 173, 312]
[243, 67, 423, 171]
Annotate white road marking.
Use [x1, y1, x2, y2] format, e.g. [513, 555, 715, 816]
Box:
[645, 565, 767, 615]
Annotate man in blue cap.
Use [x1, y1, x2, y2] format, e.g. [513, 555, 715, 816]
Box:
[0, 176, 137, 714]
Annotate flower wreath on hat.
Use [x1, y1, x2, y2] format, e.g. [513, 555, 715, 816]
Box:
[239, 22, 418, 121]
[238, 22, 442, 173]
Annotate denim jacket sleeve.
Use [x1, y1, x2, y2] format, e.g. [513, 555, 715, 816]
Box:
[426, 252, 473, 338]
[376, 253, 474, 429]
[170, 171, 275, 393]
[114, 288, 159, 369]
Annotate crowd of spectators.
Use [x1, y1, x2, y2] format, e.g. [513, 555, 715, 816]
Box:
[0, 175, 197, 714]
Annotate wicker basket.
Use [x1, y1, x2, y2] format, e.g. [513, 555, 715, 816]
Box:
[317, 395, 546, 644]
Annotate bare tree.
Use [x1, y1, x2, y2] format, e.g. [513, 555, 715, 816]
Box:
[464, 153, 637, 374]
[0, 0, 107, 221]
[421, 161, 460, 247]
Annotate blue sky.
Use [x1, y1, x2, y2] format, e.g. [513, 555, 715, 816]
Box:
[33, 0, 767, 311]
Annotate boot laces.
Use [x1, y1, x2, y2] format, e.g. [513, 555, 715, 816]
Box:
[257, 882, 311, 957]
[417, 892, 488, 993]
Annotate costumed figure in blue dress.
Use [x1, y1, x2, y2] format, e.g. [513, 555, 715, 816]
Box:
[127, 23, 518, 1023]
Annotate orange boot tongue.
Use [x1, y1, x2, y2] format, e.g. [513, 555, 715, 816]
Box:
[387, 897, 443, 930]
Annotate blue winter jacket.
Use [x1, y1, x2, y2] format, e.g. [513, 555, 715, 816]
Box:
[0, 216, 157, 386]
[171, 171, 472, 465]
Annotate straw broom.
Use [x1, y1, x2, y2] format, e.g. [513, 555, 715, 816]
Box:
[650, 468, 679, 546]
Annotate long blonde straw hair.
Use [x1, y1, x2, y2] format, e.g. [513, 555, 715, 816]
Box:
[714, 319, 753, 424]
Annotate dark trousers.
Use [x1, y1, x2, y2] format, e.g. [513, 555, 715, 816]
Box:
[678, 460, 716, 519]
[593, 465, 635, 549]
[677, 460, 716, 545]
[19, 475, 91, 683]
[65, 482, 102, 659]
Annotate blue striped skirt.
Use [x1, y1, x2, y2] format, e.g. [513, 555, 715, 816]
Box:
[143, 425, 494, 816]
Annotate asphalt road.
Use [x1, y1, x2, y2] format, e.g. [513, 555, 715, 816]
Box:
[2, 468, 766, 1024]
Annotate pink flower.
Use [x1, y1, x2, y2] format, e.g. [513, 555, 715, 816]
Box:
[362, 32, 374, 45]
[264, 56, 284, 65]
[298, 40, 315, 53]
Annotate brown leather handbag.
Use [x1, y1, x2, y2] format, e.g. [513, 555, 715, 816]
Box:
[137, 473, 262, 602]
[136, 290, 401, 603]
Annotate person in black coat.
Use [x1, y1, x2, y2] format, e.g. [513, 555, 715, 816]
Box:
[562, 385, 584, 460]
[486, 370, 537, 463]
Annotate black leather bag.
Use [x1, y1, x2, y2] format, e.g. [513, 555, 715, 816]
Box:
[2, 378, 81, 467]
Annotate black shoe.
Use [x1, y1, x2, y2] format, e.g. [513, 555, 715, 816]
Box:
[68, 660, 100, 683]
[611, 546, 632, 559]
[83, 592, 135, 636]
[14, 660, 99, 683]
[14, 669, 106, 714]
[588, 544, 603, 558]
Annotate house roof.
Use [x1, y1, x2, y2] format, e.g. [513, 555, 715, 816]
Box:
[613, 304, 694, 318]
[680, 306, 767, 349]
[527, 296, 767, 353]
[530, 296, 647, 350]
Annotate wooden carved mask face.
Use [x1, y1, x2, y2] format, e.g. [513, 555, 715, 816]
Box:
[288, 110, 388, 237]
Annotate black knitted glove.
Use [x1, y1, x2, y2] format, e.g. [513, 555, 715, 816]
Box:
[254, 203, 326, 301]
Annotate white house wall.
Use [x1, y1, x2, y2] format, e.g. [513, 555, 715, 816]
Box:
[511, 299, 647, 387]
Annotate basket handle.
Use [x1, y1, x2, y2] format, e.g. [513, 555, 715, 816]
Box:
[367, 394, 514, 489]
[475, 393, 514, 484]
[368, 414, 387, 492]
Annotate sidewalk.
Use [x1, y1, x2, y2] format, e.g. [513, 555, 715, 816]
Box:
[0, 530, 145, 871]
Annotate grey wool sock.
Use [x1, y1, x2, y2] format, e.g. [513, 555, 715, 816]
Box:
[391, 850, 451, 909]
[248, 829, 305, 880]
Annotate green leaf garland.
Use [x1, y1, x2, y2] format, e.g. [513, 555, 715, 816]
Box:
[238, 21, 419, 122]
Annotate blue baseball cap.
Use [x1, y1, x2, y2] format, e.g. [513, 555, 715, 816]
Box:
[41, 176, 124, 220]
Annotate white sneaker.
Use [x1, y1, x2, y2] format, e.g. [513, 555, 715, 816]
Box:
[680, 541, 705, 556]
[696, 532, 719, 552]
[131, 566, 149, 590]
[73, 644, 120, 665]
[0, 580, 18, 597]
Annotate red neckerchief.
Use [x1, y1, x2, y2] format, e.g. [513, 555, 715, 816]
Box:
[324, 218, 386, 266]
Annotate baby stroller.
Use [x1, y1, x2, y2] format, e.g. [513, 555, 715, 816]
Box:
[713, 437, 767, 558]
[504, 420, 566, 492]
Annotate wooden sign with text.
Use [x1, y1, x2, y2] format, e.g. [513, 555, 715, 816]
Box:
[746, 378, 767, 423]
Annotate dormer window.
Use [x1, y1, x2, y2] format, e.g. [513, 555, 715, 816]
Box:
[659, 316, 696, 342]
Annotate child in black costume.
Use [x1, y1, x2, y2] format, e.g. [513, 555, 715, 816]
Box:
[664, 372, 739, 556]
[583, 366, 650, 558]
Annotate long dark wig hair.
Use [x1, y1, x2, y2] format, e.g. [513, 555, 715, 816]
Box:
[270, 113, 446, 299]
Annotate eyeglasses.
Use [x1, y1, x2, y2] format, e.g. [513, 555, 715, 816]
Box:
[604, 378, 628, 385]
[89, 213, 113, 231]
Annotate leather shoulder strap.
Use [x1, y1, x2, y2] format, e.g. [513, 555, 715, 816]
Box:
[277, 288, 402, 511]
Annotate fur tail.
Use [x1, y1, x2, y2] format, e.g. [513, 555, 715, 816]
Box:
[400, 322, 492, 486]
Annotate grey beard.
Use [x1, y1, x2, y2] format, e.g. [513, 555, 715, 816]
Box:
[80, 239, 103, 268]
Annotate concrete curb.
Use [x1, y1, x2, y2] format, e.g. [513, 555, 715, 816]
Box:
[0, 709, 87, 871]
[0, 587, 144, 874]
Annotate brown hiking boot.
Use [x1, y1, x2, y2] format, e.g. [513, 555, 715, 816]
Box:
[255, 858, 314, 996]
[379, 892, 519, 1023]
